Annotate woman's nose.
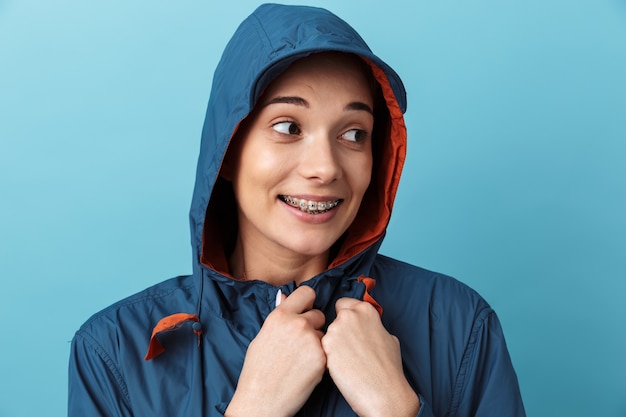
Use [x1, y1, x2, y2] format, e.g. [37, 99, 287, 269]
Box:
[298, 133, 342, 184]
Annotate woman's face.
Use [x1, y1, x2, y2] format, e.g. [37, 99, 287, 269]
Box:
[228, 53, 374, 261]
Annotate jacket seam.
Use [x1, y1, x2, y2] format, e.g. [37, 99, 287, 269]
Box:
[74, 331, 132, 409]
[446, 305, 493, 417]
[250, 12, 274, 58]
[81, 283, 196, 330]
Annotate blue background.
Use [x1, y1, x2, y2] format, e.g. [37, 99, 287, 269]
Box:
[1, 1, 625, 416]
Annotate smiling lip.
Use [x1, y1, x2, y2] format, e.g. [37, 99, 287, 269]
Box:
[278, 195, 343, 215]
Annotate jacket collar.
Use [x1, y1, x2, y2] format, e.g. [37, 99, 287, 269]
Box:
[195, 239, 383, 340]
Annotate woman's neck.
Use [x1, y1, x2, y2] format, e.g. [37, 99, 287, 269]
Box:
[228, 236, 329, 286]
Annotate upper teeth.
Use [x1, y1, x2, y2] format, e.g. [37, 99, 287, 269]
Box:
[280, 195, 341, 214]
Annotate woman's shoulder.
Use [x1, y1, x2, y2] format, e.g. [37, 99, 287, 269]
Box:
[370, 254, 491, 317]
[371, 254, 496, 359]
[73, 275, 197, 348]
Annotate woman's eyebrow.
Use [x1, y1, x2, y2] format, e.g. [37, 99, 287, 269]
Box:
[262, 96, 309, 108]
[345, 101, 373, 115]
[262, 97, 373, 115]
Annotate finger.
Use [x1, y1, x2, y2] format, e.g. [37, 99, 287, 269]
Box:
[334, 297, 362, 312]
[280, 285, 317, 313]
[301, 308, 326, 331]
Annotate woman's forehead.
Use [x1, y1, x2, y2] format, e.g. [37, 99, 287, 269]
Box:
[258, 52, 375, 104]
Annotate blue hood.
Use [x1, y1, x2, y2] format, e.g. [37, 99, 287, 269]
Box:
[189, 3, 408, 281]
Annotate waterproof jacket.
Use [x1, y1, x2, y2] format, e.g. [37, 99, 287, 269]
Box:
[68, 4, 526, 417]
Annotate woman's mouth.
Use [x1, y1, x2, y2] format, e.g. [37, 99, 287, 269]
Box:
[279, 195, 343, 215]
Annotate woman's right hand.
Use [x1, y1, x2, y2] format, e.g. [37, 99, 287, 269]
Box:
[225, 285, 326, 417]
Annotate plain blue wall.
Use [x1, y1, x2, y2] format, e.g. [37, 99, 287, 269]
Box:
[1, 1, 625, 416]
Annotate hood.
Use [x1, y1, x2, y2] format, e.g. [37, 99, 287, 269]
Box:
[189, 3, 407, 279]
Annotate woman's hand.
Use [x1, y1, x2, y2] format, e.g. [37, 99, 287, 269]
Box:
[322, 298, 420, 417]
[225, 286, 326, 417]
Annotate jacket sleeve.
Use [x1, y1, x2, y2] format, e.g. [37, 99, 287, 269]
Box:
[450, 309, 526, 417]
[68, 331, 133, 417]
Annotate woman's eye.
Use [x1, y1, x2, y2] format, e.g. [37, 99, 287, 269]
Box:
[272, 121, 301, 135]
[342, 129, 367, 142]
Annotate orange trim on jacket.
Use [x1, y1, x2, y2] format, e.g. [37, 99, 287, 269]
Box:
[358, 275, 383, 316]
[145, 313, 201, 360]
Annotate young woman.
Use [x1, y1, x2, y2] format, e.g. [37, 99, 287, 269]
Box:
[69, 4, 526, 417]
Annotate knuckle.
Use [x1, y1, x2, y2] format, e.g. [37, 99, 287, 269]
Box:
[335, 307, 355, 320]
[356, 301, 375, 314]
[291, 315, 311, 331]
[320, 333, 333, 352]
[268, 308, 287, 323]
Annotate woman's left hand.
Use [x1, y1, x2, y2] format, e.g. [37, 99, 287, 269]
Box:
[321, 298, 420, 417]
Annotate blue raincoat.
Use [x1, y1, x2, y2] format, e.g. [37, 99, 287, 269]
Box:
[68, 4, 526, 416]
